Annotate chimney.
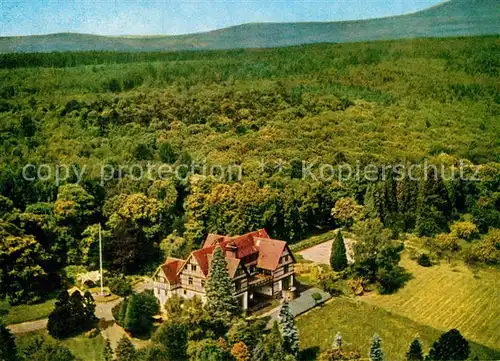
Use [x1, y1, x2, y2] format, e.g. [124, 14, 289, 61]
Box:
[226, 242, 238, 258]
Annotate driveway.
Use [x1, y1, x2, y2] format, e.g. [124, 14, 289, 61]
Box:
[297, 237, 354, 264]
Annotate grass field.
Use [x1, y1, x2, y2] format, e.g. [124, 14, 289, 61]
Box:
[0, 298, 55, 325]
[15, 330, 106, 361]
[297, 297, 500, 361]
[361, 254, 500, 350]
[61, 333, 106, 361]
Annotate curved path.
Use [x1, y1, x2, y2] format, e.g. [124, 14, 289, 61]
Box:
[7, 279, 151, 335]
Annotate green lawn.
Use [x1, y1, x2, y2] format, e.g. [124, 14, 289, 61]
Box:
[16, 331, 106, 361]
[297, 297, 500, 361]
[0, 298, 55, 325]
[361, 254, 500, 350]
[61, 333, 106, 361]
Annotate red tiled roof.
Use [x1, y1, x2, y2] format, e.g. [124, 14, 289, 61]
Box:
[203, 234, 224, 248]
[161, 258, 183, 284]
[183, 229, 287, 277]
[254, 237, 287, 270]
[191, 247, 213, 277]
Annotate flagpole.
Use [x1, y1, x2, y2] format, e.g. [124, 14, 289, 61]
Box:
[99, 222, 104, 296]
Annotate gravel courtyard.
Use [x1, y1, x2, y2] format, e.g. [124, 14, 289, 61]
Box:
[297, 236, 354, 264]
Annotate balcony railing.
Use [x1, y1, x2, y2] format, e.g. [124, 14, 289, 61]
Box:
[248, 274, 272, 288]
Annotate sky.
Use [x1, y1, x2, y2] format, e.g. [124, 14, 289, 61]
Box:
[0, 0, 449, 37]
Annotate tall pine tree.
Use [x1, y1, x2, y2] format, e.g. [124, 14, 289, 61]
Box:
[330, 231, 348, 271]
[406, 336, 423, 361]
[205, 246, 239, 322]
[116, 336, 136, 361]
[278, 301, 299, 356]
[369, 334, 384, 361]
[415, 167, 452, 236]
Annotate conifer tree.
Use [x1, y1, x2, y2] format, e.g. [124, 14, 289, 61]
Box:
[205, 246, 239, 322]
[103, 339, 113, 361]
[369, 334, 384, 361]
[47, 290, 73, 339]
[428, 329, 469, 361]
[406, 336, 424, 361]
[0, 323, 18, 361]
[330, 231, 348, 271]
[116, 335, 136, 361]
[415, 168, 452, 236]
[278, 301, 299, 356]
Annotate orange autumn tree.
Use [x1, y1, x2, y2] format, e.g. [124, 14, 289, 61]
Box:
[231, 341, 250, 361]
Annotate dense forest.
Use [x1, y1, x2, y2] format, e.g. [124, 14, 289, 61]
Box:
[0, 36, 499, 304]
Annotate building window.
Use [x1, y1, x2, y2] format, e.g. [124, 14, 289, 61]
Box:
[183, 290, 187, 295]
[284, 265, 290, 274]
[201, 280, 206, 289]
[235, 280, 241, 291]
[188, 277, 193, 286]
[285, 255, 289, 262]
[191, 264, 197, 272]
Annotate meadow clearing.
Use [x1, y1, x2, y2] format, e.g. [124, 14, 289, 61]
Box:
[296, 296, 500, 361]
[361, 254, 500, 350]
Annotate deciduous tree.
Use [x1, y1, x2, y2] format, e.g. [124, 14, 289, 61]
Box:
[428, 329, 469, 361]
[153, 321, 188, 361]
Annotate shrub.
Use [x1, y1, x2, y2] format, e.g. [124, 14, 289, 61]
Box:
[318, 348, 361, 361]
[451, 221, 478, 241]
[311, 293, 323, 304]
[105, 78, 121, 93]
[417, 253, 432, 267]
[319, 271, 342, 296]
[107, 275, 132, 297]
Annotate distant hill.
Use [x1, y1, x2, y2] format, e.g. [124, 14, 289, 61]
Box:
[1, 0, 499, 53]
